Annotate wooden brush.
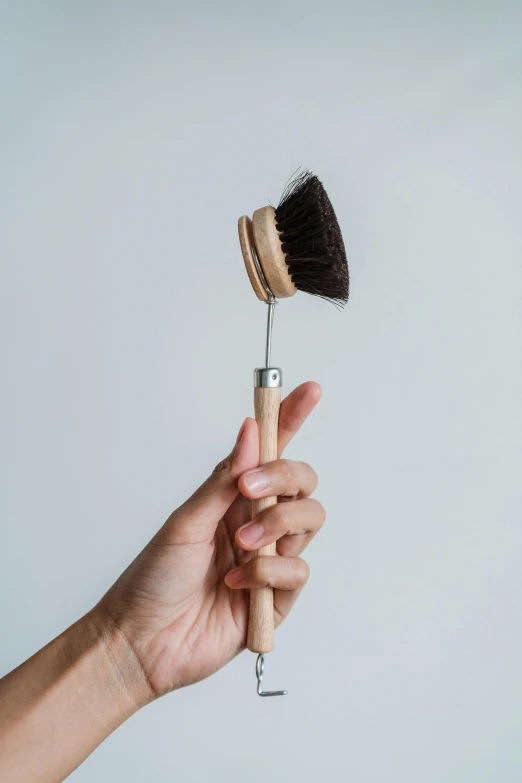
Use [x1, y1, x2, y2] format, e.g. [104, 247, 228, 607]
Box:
[237, 170, 348, 691]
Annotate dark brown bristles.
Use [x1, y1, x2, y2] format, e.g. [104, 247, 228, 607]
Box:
[275, 170, 349, 307]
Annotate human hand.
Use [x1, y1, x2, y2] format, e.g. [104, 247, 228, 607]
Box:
[95, 382, 324, 700]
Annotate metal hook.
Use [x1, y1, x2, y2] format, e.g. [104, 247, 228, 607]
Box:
[250, 245, 277, 368]
[255, 654, 287, 697]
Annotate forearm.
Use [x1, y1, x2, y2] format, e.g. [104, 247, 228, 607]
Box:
[0, 609, 153, 783]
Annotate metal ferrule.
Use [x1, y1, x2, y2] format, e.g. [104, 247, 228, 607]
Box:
[254, 367, 282, 388]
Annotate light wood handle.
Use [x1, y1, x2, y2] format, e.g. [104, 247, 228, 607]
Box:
[247, 384, 281, 653]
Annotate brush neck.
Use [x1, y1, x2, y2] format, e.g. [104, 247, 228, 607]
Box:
[253, 368, 282, 388]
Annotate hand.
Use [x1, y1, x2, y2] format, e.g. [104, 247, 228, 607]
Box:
[95, 382, 324, 699]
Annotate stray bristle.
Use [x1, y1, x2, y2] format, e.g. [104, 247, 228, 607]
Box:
[274, 170, 349, 306]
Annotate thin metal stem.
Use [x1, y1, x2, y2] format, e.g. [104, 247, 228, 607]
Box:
[250, 245, 277, 369]
[265, 297, 276, 368]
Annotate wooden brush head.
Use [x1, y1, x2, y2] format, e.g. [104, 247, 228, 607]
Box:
[238, 171, 349, 305]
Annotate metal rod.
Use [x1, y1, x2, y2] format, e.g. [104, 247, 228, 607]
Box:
[250, 245, 277, 369]
[265, 297, 276, 367]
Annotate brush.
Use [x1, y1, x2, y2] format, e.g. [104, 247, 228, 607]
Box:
[237, 170, 348, 695]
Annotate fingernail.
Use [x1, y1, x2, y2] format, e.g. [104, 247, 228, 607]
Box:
[238, 522, 264, 546]
[226, 567, 243, 585]
[243, 468, 269, 493]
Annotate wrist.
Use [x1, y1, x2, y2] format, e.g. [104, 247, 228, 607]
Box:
[0, 608, 156, 782]
[78, 608, 156, 713]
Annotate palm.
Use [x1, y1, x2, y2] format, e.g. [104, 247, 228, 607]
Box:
[156, 495, 257, 690]
[101, 492, 257, 694]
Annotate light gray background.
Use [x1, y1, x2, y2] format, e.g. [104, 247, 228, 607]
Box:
[1, 2, 522, 781]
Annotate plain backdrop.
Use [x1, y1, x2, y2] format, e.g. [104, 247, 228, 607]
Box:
[1, 2, 522, 781]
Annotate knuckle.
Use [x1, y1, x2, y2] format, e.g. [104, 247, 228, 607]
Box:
[295, 558, 310, 585]
[277, 459, 294, 486]
[273, 502, 292, 530]
[311, 498, 326, 526]
[212, 456, 230, 475]
[302, 462, 318, 489]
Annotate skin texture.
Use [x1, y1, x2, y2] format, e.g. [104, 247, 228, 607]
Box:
[0, 382, 324, 782]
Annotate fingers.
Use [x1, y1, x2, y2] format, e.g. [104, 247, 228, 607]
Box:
[236, 458, 322, 557]
[235, 498, 325, 557]
[238, 459, 318, 501]
[163, 418, 259, 544]
[225, 555, 310, 623]
[225, 555, 309, 591]
[277, 382, 321, 456]
[162, 380, 320, 546]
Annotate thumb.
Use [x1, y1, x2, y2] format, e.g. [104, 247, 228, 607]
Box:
[165, 418, 259, 544]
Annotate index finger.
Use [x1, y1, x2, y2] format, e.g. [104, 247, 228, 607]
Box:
[277, 381, 322, 456]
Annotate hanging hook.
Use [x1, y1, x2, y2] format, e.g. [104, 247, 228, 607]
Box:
[255, 654, 287, 697]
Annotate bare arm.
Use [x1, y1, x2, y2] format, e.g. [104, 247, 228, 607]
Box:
[0, 611, 152, 782]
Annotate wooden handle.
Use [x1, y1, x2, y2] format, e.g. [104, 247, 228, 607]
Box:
[247, 384, 281, 653]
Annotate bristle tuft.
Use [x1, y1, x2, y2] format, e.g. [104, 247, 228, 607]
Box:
[275, 170, 349, 306]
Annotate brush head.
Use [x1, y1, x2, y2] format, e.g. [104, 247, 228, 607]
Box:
[238, 170, 349, 306]
[275, 171, 349, 306]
